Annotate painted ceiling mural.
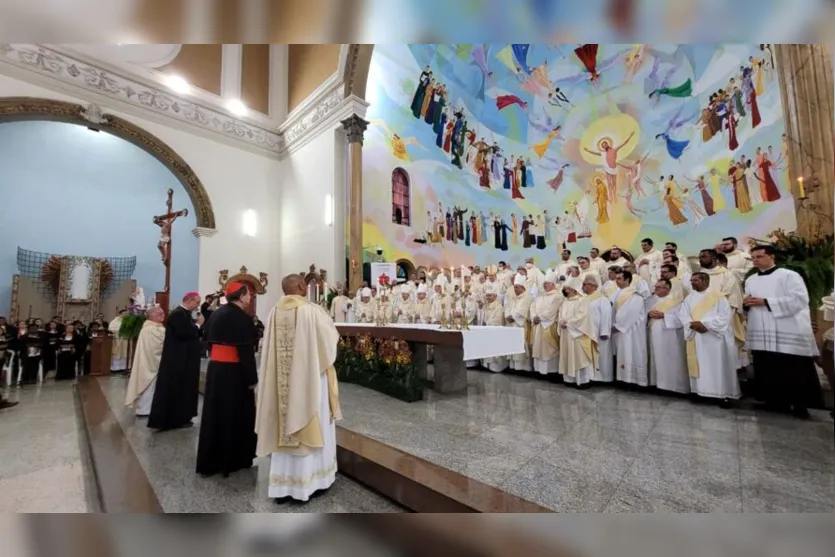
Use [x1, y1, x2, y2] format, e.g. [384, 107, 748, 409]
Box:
[362, 44, 796, 269]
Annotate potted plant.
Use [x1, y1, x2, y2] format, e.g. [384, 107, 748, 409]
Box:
[118, 304, 147, 371]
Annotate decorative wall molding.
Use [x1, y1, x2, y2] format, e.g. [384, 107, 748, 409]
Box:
[192, 227, 219, 238]
[0, 44, 284, 156]
[0, 43, 375, 159]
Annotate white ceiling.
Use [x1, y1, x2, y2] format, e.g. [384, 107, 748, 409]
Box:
[66, 44, 182, 69]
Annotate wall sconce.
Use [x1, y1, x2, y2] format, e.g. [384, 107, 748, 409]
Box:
[243, 209, 258, 237]
[325, 194, 334, 226]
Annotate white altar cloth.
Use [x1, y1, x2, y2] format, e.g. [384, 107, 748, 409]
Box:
[340, 323, 525, 362]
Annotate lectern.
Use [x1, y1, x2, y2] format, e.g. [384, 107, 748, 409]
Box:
[89, 333, 113, 376]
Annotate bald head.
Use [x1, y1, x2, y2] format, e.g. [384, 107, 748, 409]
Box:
[281, 274, 306, 296]
[146, 306, 165, 323]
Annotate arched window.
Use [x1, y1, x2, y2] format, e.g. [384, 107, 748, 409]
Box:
[391, 167, 411, 226]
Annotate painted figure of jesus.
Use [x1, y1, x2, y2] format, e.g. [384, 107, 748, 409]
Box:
[154, 214, 183, 265]
[584, 132, 634, 204]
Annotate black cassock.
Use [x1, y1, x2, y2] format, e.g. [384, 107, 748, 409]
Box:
[55, 337, 77, 380]
[19, 334, 43, 384]
[43, 330, 59, 372]
[148, 306, 202, 430]
[196, 303, 258, 477]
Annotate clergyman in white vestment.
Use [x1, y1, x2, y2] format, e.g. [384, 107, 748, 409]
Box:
[720, 236, 754, 283]
[480, 285, 508, 372]
[613, 270, 649, 386]
[530, 270, 563, 375]
[505, 274, 533, 372]
[647, 280, 689, 394]
[329, 283, 352, 323]
[582, 275, 614, 383]
[636, 238, 664, 286]
[558, 278, 597, 386]
[743, 245, 823, 417]
[124, 307, 166, 417]
[108, 311, 130, 371]
[256, 275, 342, 502]
[679, 272, 740, 403]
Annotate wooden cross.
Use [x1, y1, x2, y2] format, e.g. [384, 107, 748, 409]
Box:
[152, 188, 188, 294]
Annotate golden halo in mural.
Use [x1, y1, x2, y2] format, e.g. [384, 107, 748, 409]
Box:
[597, 137, 613, 151]
[580, 114, 640, 166]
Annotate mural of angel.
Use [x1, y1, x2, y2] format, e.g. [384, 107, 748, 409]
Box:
[370, 119, 426, 161]
[654, 104, 695, 160]
[530, 109, 563, 158]
[619, 150, 651, 197]
[546, 163, 570, 193]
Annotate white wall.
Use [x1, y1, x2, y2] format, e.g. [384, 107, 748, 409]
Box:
[279, 125, 347, 287]
[0, 73, 282, 319]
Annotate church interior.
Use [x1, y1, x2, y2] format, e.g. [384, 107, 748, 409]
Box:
[0, 38, 833, 539]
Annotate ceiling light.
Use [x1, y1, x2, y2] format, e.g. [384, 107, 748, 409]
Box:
[227, 99, 247, 116]
[165, 75, 191, 94]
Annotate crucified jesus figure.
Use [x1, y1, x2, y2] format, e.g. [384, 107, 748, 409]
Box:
[584, 131, 635, 204]
[152, 189, 188, 291]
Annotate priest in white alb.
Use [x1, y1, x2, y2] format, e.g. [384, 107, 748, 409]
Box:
[581, 275, 614, 383]
[607, 246, 630, 268]
[413, 284, 432, 323]
[636, 237, 664, 285]
[480, 285, 508, 372]
[698, 249, 747, 367]
[613, 269, 649, 386]
[530, 270, 563, 376]
[647, 279, 689, 394]
[329, 283, 352, 323]
[256, 274, 342, 502]
[394, 289, 416, 323]
[109, 309, 130, 372]
[624, 262, 652, 300]
[505, 273, 533, 372]
[744, 244, 823, 418]
[354, 288, 376, 323]
[602, 266, 621, 303]
[720, 236, 754, 283]
[558, 278, 597, 387]
[679, 272, 740, 404]
[124, 306, 166, 417]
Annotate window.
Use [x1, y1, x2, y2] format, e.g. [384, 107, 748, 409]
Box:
[391, 167, 411, 226]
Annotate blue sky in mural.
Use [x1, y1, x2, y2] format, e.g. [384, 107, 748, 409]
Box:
[363, 44, 795, 269]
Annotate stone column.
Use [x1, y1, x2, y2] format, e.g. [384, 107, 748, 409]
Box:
[774, 44, 835, 239]
[341, 114, 369, 294]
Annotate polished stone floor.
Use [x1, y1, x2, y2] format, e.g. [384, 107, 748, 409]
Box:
[0, 382, 89, 512]
[338, 371, 834, 512]
[95, 376, 404, 513]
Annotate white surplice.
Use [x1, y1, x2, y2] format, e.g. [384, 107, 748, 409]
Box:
[588, 293, 614, 382]
[632, 277, 652, 300]
[614, 288, 649, 386]
[108, 315, 129, 371]
[124, 320, 165, 416]
[558, 294, 597, 385]
[647, 295, 689, 394]
[679, 290, 741, 399]
[744, 268, 819, 357]
[256, 295, 342, 501]
[505, 291, 533, 371]
[530, 289, 563, 375]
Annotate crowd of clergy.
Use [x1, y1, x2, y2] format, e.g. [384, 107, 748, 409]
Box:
[330, 237, 825, 418]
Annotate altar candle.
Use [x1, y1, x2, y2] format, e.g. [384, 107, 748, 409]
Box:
[797, 177, 806, 198]
[316, 284, 320, 301]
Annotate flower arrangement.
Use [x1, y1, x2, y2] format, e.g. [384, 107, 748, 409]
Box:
[748, 229, 834, 309]
[335, 334, 422, 402]
[118, 304, 148, 340]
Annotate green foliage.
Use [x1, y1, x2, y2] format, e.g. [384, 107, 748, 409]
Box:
[326, 290, 337, 311]
[748, 232, 834, 309]
[118, 313, 146, 340]
[335, 335, 423, 403]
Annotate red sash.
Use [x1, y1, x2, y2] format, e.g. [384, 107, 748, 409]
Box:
[210, 344, 239, 363]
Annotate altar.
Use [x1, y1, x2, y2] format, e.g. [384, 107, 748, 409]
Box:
[336, 323, 524, 393]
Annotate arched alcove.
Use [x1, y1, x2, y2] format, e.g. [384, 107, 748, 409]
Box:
[0, 97, 215, 229]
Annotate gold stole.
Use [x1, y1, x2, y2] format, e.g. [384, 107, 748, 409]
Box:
[538, 294, 561, 350]
[581, 292, 602, 370]
[731, 312, 746, 348]
[652, 295, 681, 314]
[615, 287, 637, 310]
[685, 291, 723, 379]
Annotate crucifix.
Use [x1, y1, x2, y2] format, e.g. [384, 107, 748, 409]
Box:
[152, 188, 188, 295]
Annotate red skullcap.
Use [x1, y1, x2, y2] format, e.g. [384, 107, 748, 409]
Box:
[225, 282, 247, 296]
